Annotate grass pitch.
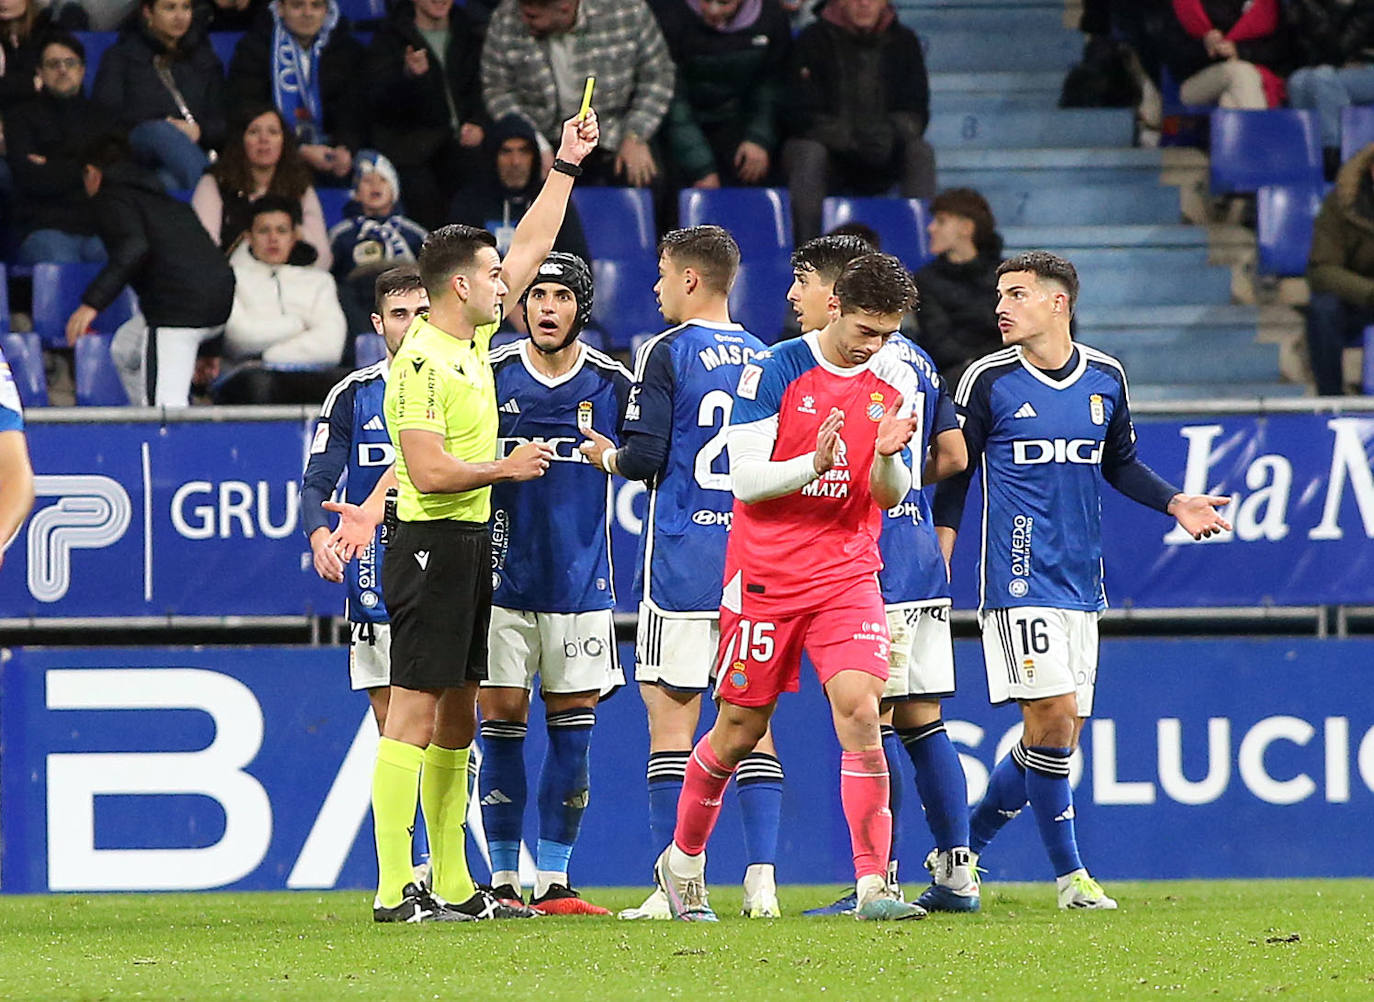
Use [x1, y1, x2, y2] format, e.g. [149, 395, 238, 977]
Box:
[3, 881, 1373, 1001]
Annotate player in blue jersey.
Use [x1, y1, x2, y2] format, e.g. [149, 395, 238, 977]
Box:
[478, 252, 633, 915]
[932, 251, 1230, 909]
[302, 266, 428, 729]
[0, 344, 35, 571]
[782, 236, 978, 916]
[579, 226, 784, 919]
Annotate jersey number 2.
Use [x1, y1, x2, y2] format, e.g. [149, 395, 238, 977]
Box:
[694, 389, 733, 491]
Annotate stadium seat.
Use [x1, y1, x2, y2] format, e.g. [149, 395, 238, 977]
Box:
[1341, 106, 1374, 164]
[354, 332, 386, 367]
[1256, 184, 1327, 278]
[1, 332, 48, 408]
[315, 186, 352, 229]
[32, 262, 137, 349]
[679, 188, 793, 258]
[208, 31, 244, 71]
[571, 187, 656, 260]
[74, 333, 130, 406]
[820, 196, 932, 268]
[728, 259, 793, 344]
[1365, 326, 1374, 395]
[74, 32, 116, 96]
[589, 258, 662, 350]
[1210, 110, 1322, 194]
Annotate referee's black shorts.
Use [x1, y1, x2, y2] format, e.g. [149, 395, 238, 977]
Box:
[382, 518, 491, 691]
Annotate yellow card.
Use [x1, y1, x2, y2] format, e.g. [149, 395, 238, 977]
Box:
[578, 76, 596, 121]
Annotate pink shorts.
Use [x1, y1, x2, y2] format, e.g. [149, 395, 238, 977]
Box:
[714, 580, 891, 707]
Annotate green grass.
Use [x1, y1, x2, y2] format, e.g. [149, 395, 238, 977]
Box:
[3, 882, 1374, 1001]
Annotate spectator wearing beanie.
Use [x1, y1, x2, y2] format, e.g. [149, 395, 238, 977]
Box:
[913, 187, 1004, 389]
[327, 151, 428, 355]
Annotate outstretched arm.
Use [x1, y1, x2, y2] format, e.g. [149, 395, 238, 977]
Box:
[501, 112, 600, 304]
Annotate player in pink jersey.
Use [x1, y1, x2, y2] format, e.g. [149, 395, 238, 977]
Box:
[653, 252, 927, 921]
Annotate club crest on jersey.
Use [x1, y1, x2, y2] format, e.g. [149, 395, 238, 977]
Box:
[1089, 393, 1105, 425]
[867, 392, 885, 421]
[1023, 658, 1036, 683]
[727, 661, 749, 691]
[577, 400, 593, 430]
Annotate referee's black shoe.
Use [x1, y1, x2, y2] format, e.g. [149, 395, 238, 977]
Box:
[373, 882, 475, 923]
[447, 886, 540, 919]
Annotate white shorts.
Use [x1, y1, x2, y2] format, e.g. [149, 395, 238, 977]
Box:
[634, 604, 718, 692]
[486, 606, 623, 695]
[980, 606, 1100, 714]
[882, 601, 955, 701]
[349, 621, 391, 691]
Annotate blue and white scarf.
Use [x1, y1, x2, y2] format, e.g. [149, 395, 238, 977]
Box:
[270, 0, 339, 145]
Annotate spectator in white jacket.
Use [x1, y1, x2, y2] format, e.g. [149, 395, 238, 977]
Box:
[213, 195, 349, 404]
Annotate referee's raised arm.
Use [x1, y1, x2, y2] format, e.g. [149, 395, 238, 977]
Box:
[501, 110, 601, 304]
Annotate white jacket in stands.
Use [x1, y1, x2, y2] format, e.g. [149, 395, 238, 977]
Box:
[225, 242, 348, 366]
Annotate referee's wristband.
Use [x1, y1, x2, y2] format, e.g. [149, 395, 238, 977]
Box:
[602, 447, 620, 476]
[552, 157, 583, 177]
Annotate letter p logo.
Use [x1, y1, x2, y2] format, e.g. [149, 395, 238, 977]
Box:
[27, 475, 132, 602]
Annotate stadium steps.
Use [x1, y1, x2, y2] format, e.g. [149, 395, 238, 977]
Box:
[936, 149, 1166, 190]
[1088, 336, 1280, 384]
[977, 184, 1182, 226]
[1130, 380, 1308, 402]
[926, 109, 1134, 149]
[919, 26, 1081, 72]
[903, 4, 1065, 31]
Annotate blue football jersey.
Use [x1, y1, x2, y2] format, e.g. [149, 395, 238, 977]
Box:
[490, 340, 632, 613]
[0, 346, 25, 431]
[623, 321, 766, 614]
[301, 361, 395, 623]
[938, 344, 1139, 612]
[877, 335, 959, 605]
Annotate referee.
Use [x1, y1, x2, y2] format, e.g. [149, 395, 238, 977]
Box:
[369, 111, 601, 923]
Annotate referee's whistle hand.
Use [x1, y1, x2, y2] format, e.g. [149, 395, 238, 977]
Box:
[503, 442, 555, 482]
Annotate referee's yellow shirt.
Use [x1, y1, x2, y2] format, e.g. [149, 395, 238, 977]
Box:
[384, 315, 500, 523]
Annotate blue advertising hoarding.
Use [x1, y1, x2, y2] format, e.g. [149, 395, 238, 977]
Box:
[1, 407, 1369, 619]
[4, 639, 1372, 893]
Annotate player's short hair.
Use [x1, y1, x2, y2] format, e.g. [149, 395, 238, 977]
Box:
[418, 224, 498, 298]
[792, 233, 877, 284]
[374, 264, 424, 312]
[248, 193, 302, 227]
[998, 251, 1079, 312]
[834, 252, 918, 318]
[658, 225, 740, 295]
[931, 187, 998, 253]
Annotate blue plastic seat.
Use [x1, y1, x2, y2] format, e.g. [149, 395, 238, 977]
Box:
[590, 258, 662, 350]
[315, 186, 352, 229]
[1365, 326, 1374, 395]
[1256, 184, 1327, 278]
[728, 258, 793, 344]
[1, 332, 48, 408]
[74, 32, 116, 96]
[1210, 110, 1322, 194]
[1341, 105, 1374, 163]
[821, 196, 932, 269]
[679, 188, 793, 258]
[571, 187, 655, 261]
[354, 332, 386, 367]
[74, 334, 130, 406]
[32, 262, 137, 349]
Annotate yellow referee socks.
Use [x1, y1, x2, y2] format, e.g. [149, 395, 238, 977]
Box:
[422, 743, 475, 905]
[372, 737, 424, 909]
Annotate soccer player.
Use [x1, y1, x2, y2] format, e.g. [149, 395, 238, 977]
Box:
[652, 252, 927, 922]
[302, 266, 429, 730]
[344, 110, 599, 923]
[785, 236, 978, 916]
[478, 252, 632, 915]
[578, 226, 783, 919]
[932, 251, 1231, 909]
[0, 345, 35, 571]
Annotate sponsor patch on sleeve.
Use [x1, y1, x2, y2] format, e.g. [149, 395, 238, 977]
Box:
[737, 363, 763, 400]
[309, 423, 330, 454]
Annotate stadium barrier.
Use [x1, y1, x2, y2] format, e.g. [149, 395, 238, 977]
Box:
[2, 401, 1372, 623]
[3, 637, 1372, 892]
